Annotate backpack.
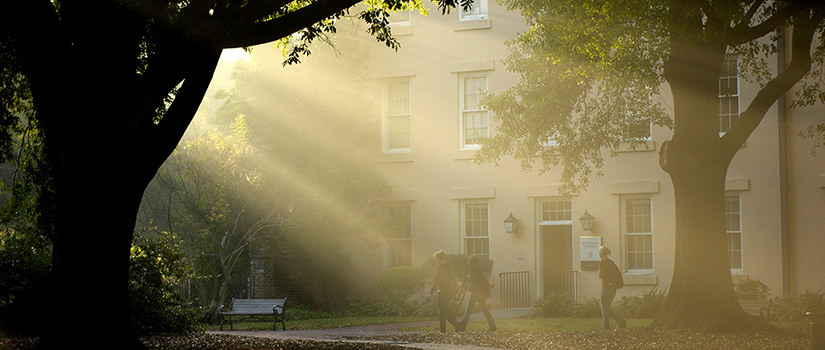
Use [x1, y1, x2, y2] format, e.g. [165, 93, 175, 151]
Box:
[608, 259, 624, 289]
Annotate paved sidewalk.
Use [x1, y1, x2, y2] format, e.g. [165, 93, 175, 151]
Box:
[210, 307, 531, 350]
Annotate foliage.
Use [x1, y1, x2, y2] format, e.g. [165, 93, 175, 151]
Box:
[766, 290, 825, 322]
[530, 293, 576, 318]
[616, 288, 667, 319]
[380, 266, 425, 301]
[735, 279, 771, 301]
[572, 298, 602, 318]
[129, 233, 201, 335]
[0, 229, 50, 336]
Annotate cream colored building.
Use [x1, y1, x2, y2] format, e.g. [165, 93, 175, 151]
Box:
[338, 1, 825, 306]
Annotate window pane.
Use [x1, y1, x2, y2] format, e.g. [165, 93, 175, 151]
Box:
[718, 54, 739, 134]
[725, 195, 742, 270]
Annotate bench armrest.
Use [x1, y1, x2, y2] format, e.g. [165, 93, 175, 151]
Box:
[273, 305, 284, 315]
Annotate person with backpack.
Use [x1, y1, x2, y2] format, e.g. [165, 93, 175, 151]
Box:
[598, 245, 626, 330]
[457, 254, 496, 332]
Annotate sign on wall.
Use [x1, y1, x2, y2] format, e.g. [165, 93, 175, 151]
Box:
[580, 236, 601, 271]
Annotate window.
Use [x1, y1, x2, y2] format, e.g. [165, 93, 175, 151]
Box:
[384, 79, 411, 152]
[622, 120, 652, 141]
[459, 0, 488, 20]
[719, 54, 739, 134]
[386, 204, 412, 267]
[725, 195, 742, 272]
[459, 73, 488, 149]
[622, 85, 653, 141]
[389, 8, 411, 25]
[623, 196, 653, 272]
[462, 201, 489, 258]
[539, 199, 572, 223]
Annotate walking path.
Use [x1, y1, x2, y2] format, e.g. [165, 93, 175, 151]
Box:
[209, 307, 532, 350]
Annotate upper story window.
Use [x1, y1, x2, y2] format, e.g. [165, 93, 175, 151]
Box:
[621, 85, 653, 141]
[725, 194, 743, 272]
[384, 79, 411, 152]
[389, 8, 411, 26]
[459, 0, 488, 20]
[459, 73, 488, 149]
[718, 54, 739, 134]
[622, 119, 652, 141]
[623, 196, 653, 273]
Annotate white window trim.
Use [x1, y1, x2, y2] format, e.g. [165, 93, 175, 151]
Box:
[385, 203, 412, 268]
[718, 54, 739, 136]
[622, 195, 654, 274]
[725, 193, 743, 274]
[458, 0, 488, 21]
[460, 200, 491, 258]
[458, 72, 489, 150]
[537, 198, 573, 226]
[389, 8, 411, 26]
[383, 78, 412, 153]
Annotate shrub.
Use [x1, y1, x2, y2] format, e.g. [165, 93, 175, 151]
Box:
[767, 290, 825, 322]
[616, 288, 667, 319]
[735, 279, 771, 301]
[0, 230, 51, 336]
[379, 266, 425, 301]
[573, 297, 602, 318]
[530, 293, 575, 318]
[129, 233, 202, 334]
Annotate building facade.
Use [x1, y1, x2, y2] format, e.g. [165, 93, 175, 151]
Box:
[337, 0, 825, 307]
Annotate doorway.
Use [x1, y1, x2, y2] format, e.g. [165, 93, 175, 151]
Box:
[541, 225, 572, 297]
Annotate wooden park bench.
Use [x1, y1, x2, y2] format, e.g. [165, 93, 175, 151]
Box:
[220, 298, 287, 331]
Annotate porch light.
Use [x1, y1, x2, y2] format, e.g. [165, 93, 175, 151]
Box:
[579, 210, 595, 231]
[504, 212, 518, 233]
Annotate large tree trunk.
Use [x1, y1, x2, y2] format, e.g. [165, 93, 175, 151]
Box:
[652, 17, 770, 330]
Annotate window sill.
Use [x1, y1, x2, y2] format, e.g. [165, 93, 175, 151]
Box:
[454, 149, 478, 160]
[379, 152, 414, 163]
[622, 273, 658, 286]
[615, 140, 656, 153]
[731, 273, 749, 284]
[454, 18, 491, 31]
[390, 23, 413, 36]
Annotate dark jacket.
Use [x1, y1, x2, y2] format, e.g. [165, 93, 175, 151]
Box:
[431, 262, 456, 295]
[467, 266, 490, 298]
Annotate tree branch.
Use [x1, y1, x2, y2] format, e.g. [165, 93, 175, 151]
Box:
[211, 0, 362, 49]
[722, 7, 824, 159]
[725, 0, 819, 46]
[139, 47, 222, 181]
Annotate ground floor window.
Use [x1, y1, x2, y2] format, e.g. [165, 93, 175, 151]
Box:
[622, 196, 653, 273]
[386, 203, 412, 268]
[462, 200, 489, 258]
[725, 194, 742, 272]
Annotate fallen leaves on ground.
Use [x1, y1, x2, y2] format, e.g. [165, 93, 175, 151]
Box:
[0, 329, 810, 349]
[375, 328, 810, 349]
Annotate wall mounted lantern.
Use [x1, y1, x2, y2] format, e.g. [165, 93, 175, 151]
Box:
[579, 210, 595, 231]
[504, 212, 518, 233]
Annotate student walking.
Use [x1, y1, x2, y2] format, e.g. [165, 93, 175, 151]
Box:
[430, 250, 460, 332]
[458, 254, 496, 331]
[598, 246, 626, 330]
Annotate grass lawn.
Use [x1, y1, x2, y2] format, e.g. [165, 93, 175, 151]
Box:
[207, 316, 434, 331]
[404, 317, 654, 333]
[208, 314, 807, 334]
